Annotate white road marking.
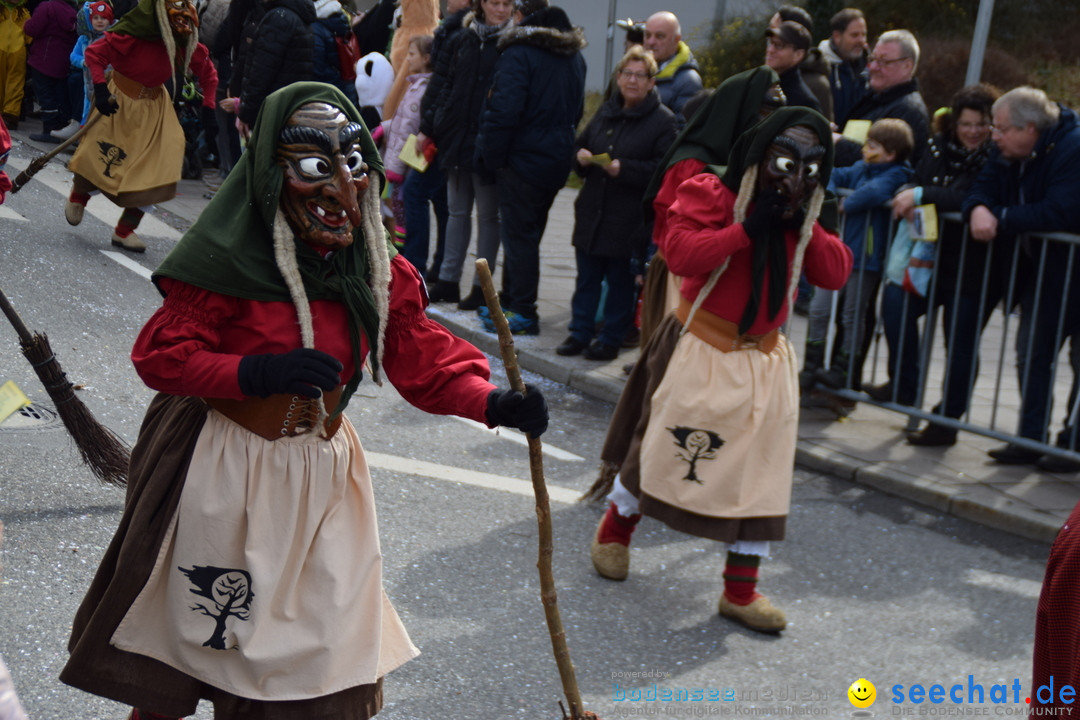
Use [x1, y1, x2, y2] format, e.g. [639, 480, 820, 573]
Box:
[100, 250, 153, 280]
[366, 451, 580, 504]
[0, 205, 27, 221]
[963, 568, 1043, 599]
[6, 155, 180, 240]
[450, 415, 584, 462]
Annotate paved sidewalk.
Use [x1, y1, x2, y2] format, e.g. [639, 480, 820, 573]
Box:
[15, 122, 1080, 545]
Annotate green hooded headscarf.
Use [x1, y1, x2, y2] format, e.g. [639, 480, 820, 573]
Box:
[643, 66, 780, 215]
[720, 106, 833, 334]
[154, 82, 391, 418]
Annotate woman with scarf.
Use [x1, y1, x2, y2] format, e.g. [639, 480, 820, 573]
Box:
[424, 0, 510, 309]
[590, 107, 851, 633]
[62, 0, 217, 253]
[59, 82, 547, 720]
[871, 84, 1001, 447]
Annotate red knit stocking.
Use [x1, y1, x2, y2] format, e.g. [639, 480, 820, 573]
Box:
[68, 190, 91, 207]
[723, 551, 762, 606]
[114, 208, 145, 239]
[596, 502, 641, 546]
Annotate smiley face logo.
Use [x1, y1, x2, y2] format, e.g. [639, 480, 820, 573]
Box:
[848, 678, 876, 708]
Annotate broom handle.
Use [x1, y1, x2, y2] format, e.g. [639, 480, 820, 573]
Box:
[474, 259, 586, 720]
[11, 110, 106, 194]
[0, 285, 36, 347]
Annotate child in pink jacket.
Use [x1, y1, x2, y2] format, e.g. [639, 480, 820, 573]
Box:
[373, 34, 432, 249]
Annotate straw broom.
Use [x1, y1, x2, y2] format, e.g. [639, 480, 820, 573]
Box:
[0, 285, 129, 485]
[10, 110, 107, 194]
[474, 259, 599, 720]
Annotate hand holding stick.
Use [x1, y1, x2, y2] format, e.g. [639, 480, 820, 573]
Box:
[474, 259, 597, 720]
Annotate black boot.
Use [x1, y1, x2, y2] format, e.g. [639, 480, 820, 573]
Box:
[457, 285, 486, 311]
[799, 340, 825, 393]
[428, 280, 460, 304]
[815, 351, 850, 390]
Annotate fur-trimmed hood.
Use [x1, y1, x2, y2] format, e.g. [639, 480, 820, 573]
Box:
[498, 7, 586, 55]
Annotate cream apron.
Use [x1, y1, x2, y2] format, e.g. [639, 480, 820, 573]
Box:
[639, 331, 799, 519]
[67, 73, 184, 197]
[111, 410, 419, 701]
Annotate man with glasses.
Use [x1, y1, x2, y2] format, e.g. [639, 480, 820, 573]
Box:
[764, 20, 820, 114]
[964, 86, 1080, 472]
[643, 11, 702, 118]
[834, 29, 928, 167]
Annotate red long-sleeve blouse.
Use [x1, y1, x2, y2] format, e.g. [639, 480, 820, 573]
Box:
[85, 33, 218, 109]
[132, 255, 496, 423]
[663, 173, 852, 335]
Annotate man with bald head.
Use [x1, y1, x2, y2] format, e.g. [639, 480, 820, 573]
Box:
[643, 10, 702, 118]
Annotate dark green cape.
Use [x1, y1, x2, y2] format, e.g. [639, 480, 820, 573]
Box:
[153, 82, 389, 417]
[643, 66, 780, 214]
[109, 0, 163, 38]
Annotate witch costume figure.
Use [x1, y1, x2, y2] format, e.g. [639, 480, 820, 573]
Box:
[588, 107, 851, 633]
[63, 0, 218, 253]
[585, 67, 787, 510]
[60, 82, 547, 720]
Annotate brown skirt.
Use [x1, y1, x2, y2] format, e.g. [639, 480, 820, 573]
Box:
[600, 315, 786, 543]
[60, 394, 382, 720]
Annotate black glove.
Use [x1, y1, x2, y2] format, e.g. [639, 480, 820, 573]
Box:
[742, 189, 786, 241]
[486, 384, 548, 437]
[237, 348, 343, 399]
[93, 83, 117, 117]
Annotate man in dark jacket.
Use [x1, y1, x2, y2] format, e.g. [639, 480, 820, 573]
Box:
[818, 7, 867, 128]
[237, 0, 314, 133]
[764, 21, 819, 114]
[964, 87, 1080, 470]
[643, 11, 701, 119]
[475, 3, 586, 335]
[768, 5, 832, 121]
[834, 29, 928, 167]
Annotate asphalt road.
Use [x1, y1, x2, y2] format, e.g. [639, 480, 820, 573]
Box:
[0, 140, 1050, 720]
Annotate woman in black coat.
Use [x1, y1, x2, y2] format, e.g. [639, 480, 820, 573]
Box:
[556, 46, 677, 361]
[424, 0, 511, 308]
[875, 83, 1001, 445]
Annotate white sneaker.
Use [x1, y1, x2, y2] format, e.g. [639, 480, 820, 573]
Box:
[52, 121, 80, 140]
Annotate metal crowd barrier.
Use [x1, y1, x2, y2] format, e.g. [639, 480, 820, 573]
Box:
[805, 194, 1080, 465]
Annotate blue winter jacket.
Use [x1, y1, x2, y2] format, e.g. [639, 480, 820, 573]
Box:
[830, 160, 912, 272]
[475, 7, 586, 192]
[963, 105, 1080, 239]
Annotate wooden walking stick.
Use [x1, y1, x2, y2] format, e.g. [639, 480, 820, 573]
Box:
[10, 110, 107, 194]
[474, 259, 598, 720]
[0, 284, 130, 485]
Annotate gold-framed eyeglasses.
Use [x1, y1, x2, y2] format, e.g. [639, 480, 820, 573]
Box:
[619, 70, 651, 81]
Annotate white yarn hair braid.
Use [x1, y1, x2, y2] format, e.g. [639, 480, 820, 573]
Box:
[272, 208, 329, 434]
[362, 170, 391, 386]
[155, 0, 197, 79]
[680, 164, 825, 335]
[269, 172, 392, 434]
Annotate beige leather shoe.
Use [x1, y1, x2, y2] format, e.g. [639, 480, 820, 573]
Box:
[590, 521, 629, 581]
[111, 231, 146, 253]
[718, 593, 787, 633]
[64, 199, 84, 226]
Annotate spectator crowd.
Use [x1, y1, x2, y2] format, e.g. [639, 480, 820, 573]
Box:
[0, 0, 1078, 458]
[2, 0, 1078, 466]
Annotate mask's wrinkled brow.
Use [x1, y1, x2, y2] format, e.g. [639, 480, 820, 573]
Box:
[279, 126, 334, 155]
[339, 123, 365, 150]
[772, 134, 826, 159]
